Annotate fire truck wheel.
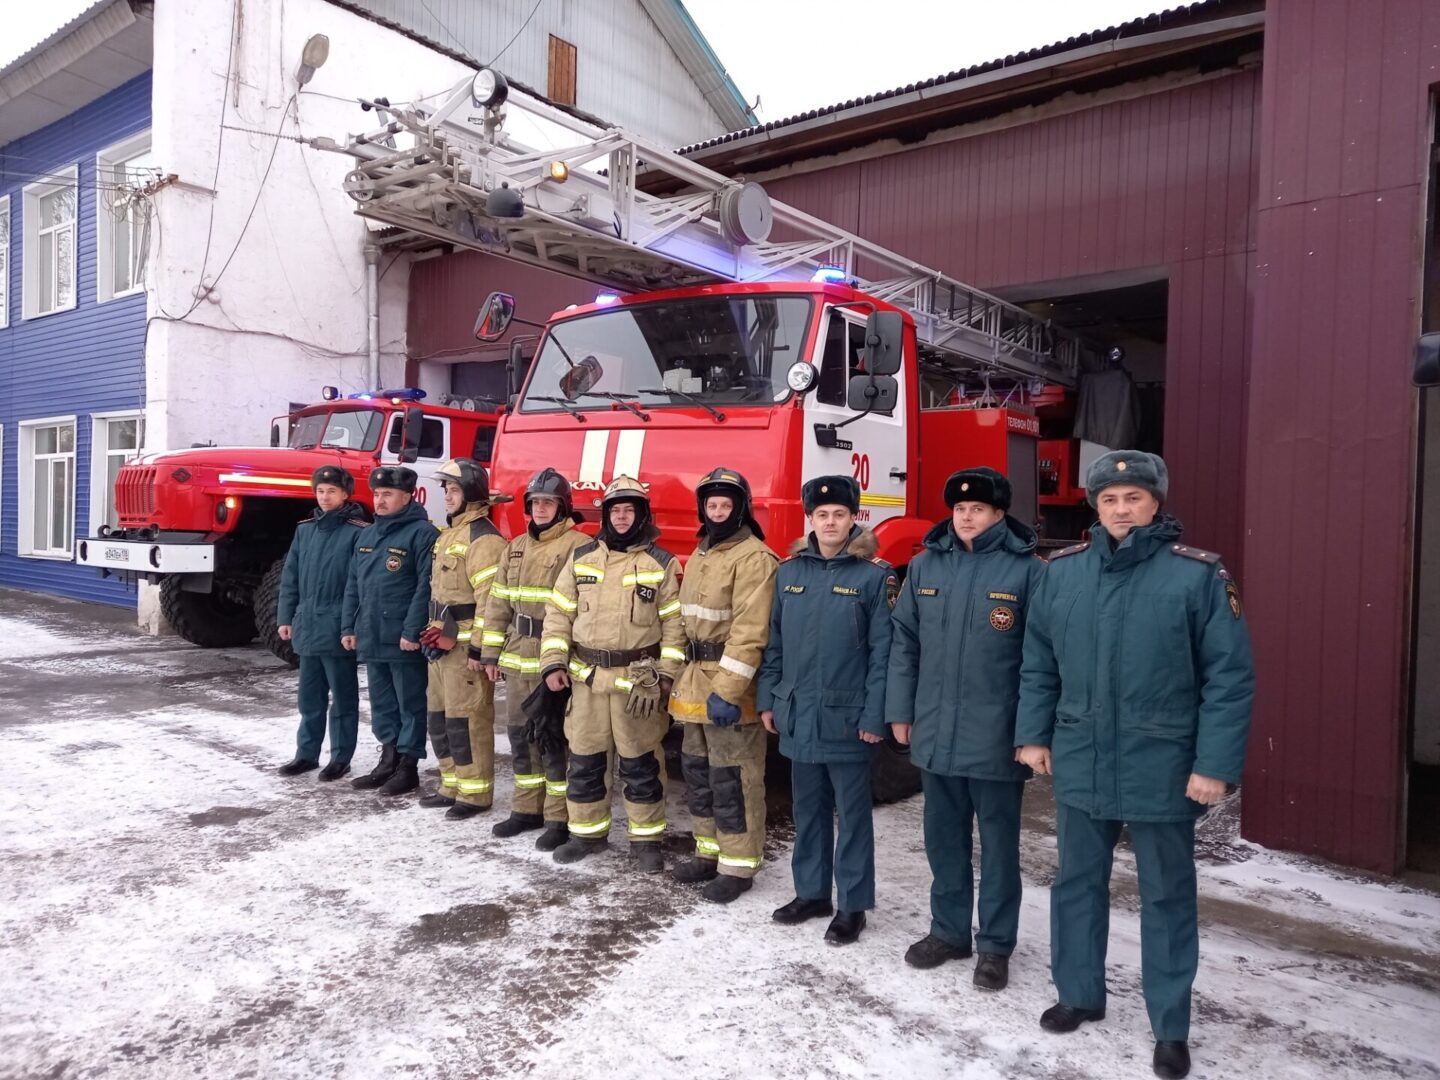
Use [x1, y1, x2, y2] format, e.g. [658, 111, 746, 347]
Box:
[255, 560, 300, 669]
[159, 575, 258, 649]
[870, 730, 922, 804]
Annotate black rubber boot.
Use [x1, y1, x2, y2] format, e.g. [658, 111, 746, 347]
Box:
[672, 857, 719, 884]
[702, 875, 753, 904]
[904, 934, 972, 969]
[1152, 1041, 1191, 1080]
[418, 789, 455, 808]
[535, 823, 569, 851]
[277, 757, 319, 776]
[317, 760, 350, 782]
[492, 812, 545, 837]
[973, 953, 1010, 991]
[445, 801, 488, 820]
[634, 844, 665, 874]
[350, 745, 399, 790]
[378, 754, 420, 796]
[553, 837, 608, 864]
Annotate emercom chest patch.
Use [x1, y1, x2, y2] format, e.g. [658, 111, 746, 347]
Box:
[988, 591, 1019, 603]
[832, 585, 860, 596]
[783, 584, 806, 594]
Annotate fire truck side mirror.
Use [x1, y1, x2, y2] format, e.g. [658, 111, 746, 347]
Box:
[848, 374, 898, 413]
[399, 405, 424, 463]
[474, 291, 517, 342]
[864, 311, 904, 376]
[1415, 332, 1440, 387]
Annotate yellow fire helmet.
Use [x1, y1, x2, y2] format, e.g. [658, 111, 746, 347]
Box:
[601, 474, 649, 508]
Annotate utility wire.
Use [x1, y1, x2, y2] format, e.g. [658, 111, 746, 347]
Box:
[489, 0, 546, 66]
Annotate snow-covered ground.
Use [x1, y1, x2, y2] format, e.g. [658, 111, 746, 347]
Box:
[1, 594, 1437, 1079]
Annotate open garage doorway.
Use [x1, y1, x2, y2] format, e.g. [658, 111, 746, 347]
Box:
[997, 272, 1169, 544]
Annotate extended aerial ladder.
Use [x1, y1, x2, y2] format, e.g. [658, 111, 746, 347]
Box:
[330, 70, 1093, 387]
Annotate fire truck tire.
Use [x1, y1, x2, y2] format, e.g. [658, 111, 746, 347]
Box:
[254, 560, 299, 669]
[870, 731, 922, 804]
[159, 575, 258, 649]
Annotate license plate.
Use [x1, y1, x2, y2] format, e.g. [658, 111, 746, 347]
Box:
[105, 547, 131, 563]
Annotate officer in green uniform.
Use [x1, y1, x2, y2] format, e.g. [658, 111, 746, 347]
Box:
[1016, 450, 1254, 1080]
[887, 467, 1045, 990]
[757, 475, 896, 946]
[276, 465, 369, 780]
[341, 465, 440, 796]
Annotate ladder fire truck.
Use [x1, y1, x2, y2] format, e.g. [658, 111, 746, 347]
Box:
[336, 68, 1093, 561]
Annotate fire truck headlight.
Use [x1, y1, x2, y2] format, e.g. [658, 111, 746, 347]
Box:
[786, 361, 818, 395]
[471, 67, 509, 109]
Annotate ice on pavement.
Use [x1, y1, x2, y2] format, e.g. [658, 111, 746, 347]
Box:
[0, 602, 1437, 1079]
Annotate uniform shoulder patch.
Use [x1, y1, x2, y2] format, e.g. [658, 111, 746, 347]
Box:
[1049, 541, 1090, 560]
[647, 542, 675, 568]
[1169, 543, 1221, 564]
[346, 518, 367, 527]
[297, 518, 315, 527]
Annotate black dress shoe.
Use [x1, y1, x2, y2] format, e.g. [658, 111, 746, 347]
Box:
[973, 953, 1009, 991]
[492, 812, 544, 837]
[317, 761, 350, 782]
[535, 823, 569, 851]
[1039, 1003, 1106, 1033]
[671, 857, 719, 884]
[1153, 1041, 1191, 1079]
[445, 801, 487, 820]
[277, 757, 319, 776]
[772, 896, 834, 925]
[702, 875, 753, 904]
[824, 910, 866, 945]
[418, 789, 455, 808]
[904, 934, 972, 969]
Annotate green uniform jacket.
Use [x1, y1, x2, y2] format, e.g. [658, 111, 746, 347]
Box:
[755, 527, 897, 765]
[340, 500, 439, 664]
[1015, 516, 1255, 822]
[276, 501, 369, 656]
[886, 515, 1045, 781]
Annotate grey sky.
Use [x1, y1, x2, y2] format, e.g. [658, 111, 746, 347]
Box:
[5, 1, 1168, 126]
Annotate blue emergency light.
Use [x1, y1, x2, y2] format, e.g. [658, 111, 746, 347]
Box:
[594, 292, 621, 306]
[812, 264, 850, 284]
[346, 388, 426, 401]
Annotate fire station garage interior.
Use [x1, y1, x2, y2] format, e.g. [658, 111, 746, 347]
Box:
[999, 273, 1170, 547]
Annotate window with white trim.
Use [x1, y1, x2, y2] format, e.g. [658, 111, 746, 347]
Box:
[91, 413, 146, 532]
[0, 195, 10, 329]
[19, 417, 77, 557]
[23, 166, 78, 318]
[97, 133, 157, 302]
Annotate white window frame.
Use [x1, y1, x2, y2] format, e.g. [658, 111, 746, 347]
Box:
[22, 164, 79, 319]
[0, 194, 10, 329]
[18, 414, 78, 559]
[96, 132, 154, 303]
[89, 411, 146, 536]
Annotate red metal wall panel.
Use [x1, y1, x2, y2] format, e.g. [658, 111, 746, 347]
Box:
[1243, 0, 1437, 872]
[764, 70, 1261, 567]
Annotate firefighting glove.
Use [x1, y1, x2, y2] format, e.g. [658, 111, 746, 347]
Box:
[421, 644, 447, 663]
[419, 626, 443, 648]
[706, 692, 742, 728]
[624, 663, 665, 720]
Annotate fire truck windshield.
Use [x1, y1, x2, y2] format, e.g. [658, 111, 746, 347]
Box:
[288, 408, 385, 451]
[520, 295, 812, 413]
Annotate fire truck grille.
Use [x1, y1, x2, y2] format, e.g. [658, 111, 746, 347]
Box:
[117, 466, 158, 523]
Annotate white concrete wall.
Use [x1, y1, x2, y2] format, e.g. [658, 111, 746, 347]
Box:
[145, 0, 477, 451]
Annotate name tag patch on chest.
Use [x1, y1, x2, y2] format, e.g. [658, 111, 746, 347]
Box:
[988, 591, 1019, 603]
[576, 575, 600, 586]
[636, 584, 657, 603]
[783, 584, 806, 594]
[917, 587, 939, 597]
[358, 546, 374, 554]
[832, 585, 859, 596]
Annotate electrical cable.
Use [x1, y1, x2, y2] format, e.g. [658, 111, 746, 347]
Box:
[489, 0, 547, 66]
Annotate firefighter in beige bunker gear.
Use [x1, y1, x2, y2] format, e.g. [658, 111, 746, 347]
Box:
[539, 475, 685, 873]
[669, 467, 778, 904]
[417, 458, 508, 818]
[478, 468, 591, 850]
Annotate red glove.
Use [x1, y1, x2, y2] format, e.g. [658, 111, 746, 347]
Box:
[419, 626, 442, 648]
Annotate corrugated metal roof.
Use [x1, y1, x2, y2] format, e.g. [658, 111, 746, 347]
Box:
[678, 0, 1256, 154]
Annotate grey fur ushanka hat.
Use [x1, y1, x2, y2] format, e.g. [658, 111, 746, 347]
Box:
[1085, 449, 1168, 506]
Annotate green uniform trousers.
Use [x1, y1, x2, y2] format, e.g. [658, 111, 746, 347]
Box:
[295, 654, 359, 764]
[922, 771, 1024, 956]
[1051, 801, 1198, 1041]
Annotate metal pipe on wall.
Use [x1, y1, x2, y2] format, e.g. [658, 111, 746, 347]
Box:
[364, 243, 380, 388]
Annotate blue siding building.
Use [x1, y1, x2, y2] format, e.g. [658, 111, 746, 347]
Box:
[0, 72, 152, 605]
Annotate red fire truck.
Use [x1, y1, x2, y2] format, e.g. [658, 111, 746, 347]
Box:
[78, 392, 499, 664]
